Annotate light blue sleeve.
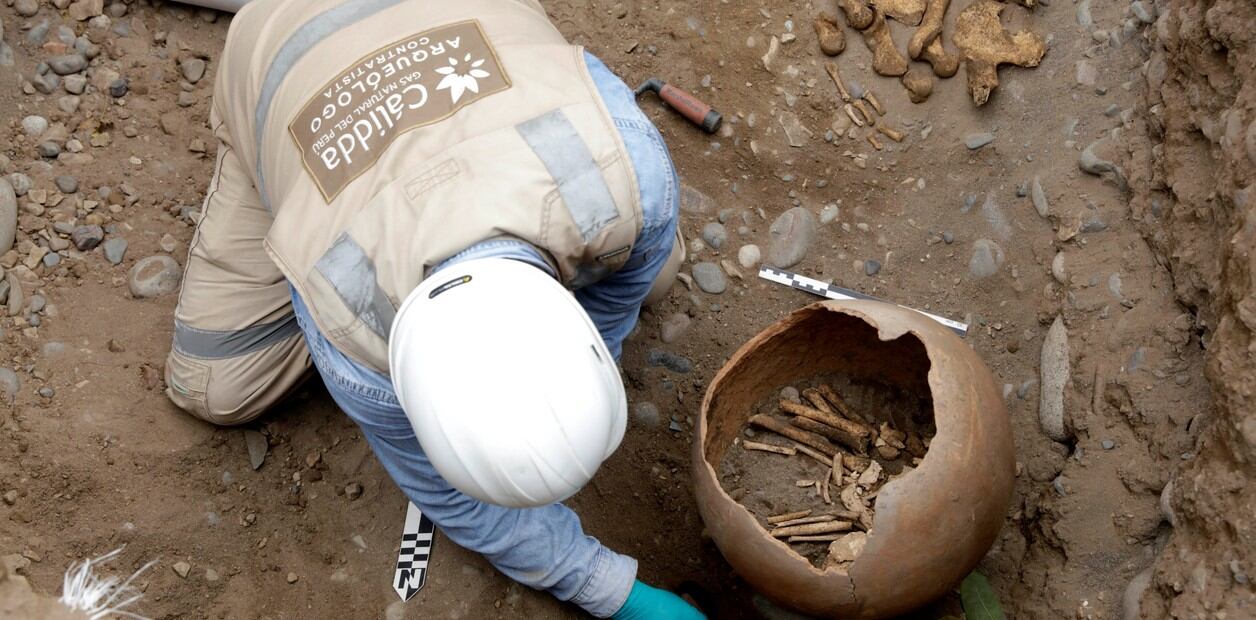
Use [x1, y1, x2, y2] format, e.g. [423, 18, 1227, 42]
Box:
[575, 52, 680, 360]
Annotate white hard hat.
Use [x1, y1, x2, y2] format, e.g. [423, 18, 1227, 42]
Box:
[388, 257, 628, 508]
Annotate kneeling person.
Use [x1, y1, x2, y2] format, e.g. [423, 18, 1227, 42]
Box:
[162, 0, 699, 617]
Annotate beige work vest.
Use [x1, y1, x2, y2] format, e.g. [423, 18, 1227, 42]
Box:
[213, 0, 642, 372]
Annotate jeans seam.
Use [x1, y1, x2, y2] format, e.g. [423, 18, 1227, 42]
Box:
[572, 545, 608, 607]
[296, 302, 400, 407]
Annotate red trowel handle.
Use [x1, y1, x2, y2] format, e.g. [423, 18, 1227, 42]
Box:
[635, 78, 723, 134]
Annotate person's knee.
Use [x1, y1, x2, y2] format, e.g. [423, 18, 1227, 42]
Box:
[164, 350, 267, 426]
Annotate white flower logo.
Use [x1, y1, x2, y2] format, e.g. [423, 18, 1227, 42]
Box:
[435, 54, 490, 104]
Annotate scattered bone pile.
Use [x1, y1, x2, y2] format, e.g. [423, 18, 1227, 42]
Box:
[813, 0, 1046, 106]
[731, 381, 934, 570]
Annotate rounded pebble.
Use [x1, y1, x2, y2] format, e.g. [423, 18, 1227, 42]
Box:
[969, 239, 1005, 279]
[128, 255, 183, 298]
[21, 115, 48, 137]
[701, 222, 727, 250]
[737, 244, 761, 269]
[691, 261, 727, 294]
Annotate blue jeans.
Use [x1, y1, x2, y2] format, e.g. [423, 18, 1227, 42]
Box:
[291, 292, 636, 617]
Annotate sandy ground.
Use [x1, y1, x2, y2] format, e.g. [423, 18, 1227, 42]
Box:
[0, 0, 1246, 618]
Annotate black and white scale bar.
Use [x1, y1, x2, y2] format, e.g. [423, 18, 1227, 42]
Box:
[758, 266, 969, 336]
[393, 502, 436, 601]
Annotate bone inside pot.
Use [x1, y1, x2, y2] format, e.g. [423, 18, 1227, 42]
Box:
[693, 301, 1014, 619]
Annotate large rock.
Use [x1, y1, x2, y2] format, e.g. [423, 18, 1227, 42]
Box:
[47, 54, 87, 75]
[68, 0, 104, 21]
[0, 179, 15, 255]
[127, 255, 182, 298]
[691, 261, 727, 294]
[102, 237, 127, 265]
[767, 207, 816, 268]
[968, 239, 1004, 279]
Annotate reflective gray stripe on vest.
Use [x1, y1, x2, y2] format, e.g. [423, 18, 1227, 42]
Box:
[516, 110, 619, 242]
[253, 0, 407, 208]
[173, 316, 301, 360]
[315, 233, 396, 339]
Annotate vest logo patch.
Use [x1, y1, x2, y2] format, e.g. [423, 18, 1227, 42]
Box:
[289, 20, 511, 202]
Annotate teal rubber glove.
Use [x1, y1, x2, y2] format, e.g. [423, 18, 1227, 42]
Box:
[611, 580, 706, 620]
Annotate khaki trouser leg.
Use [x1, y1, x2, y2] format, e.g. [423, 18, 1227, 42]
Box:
[644, 227, 685, 307]
[165, 117, 311, 426]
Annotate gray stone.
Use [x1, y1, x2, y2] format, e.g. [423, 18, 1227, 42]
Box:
[819, 203, 839, 224]
[38, 387, 54, 398]
[15, 0, 39, 17]
[961, 194, 978, 213]
[55, 176, 79, 194]
[691, 261, 727, 294]
[1122, 568, 1153, 620]
[1101, 439, 1115, 450]
[1075, 60, 1097, 86]
[62, 73, 87, 94]
[128, 255, 182, 298]
[28, 20, 50, 45]
[1108, 272, 1123, 298]
[8, 173, 31, 197]
[243, 430, 270, 471]
[0, 42, 12, 68]
[48, 54, 88, 75]
[42, 253, 60, 268]
[37, 141, 61, 158]
[680, 184, 714, 214]
[660, 312, 691, 343]
[71, 225, 104, 250]
[864, 259, 881, 276]
[180, 57, 207, 83]
[779, 386, 800, 403]
[942, 231, 954, 244]
[968, 239, 1004, 279]
[21, 115, 48, 137]
[737, 244, 761, 269]
[0, 368, 19, 404]
[1030, 175, 1049, 218]
[108, 77, 128, 98]
[701, 222, 727, 250]
[632, 402, 662, 428]
[1077, 0, 1093, 28]
[57, 95, 80, 114]
[5, 271, 21, 317]
[0, 178, 15, 256]
[32, 71, 61, 94]
[767, 207, 816, 268]
[102, 237, 128, 265]
[1131, 1, 1155, 24]
[647, 349, 692, 374]
[1039, 315, 1071, 442]
[964, 132, 995, 150]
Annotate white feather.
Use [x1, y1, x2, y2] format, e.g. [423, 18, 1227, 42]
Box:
[58, 548, 156, 620]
